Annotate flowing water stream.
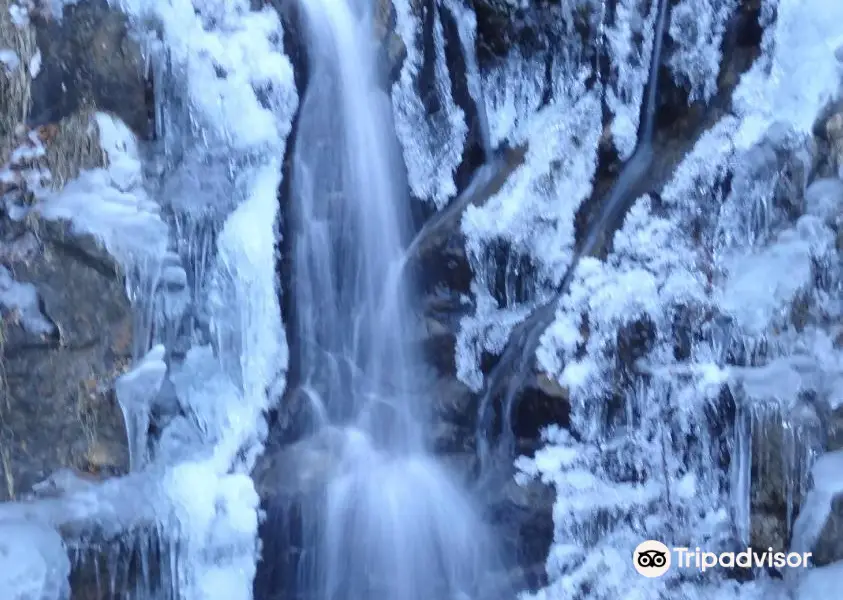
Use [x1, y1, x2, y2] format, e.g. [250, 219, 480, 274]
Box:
[285, 0, 509, 597]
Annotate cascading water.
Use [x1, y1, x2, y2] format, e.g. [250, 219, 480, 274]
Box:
[285, 0, 509, 598]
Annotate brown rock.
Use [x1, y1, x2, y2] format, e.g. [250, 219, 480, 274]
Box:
[0, 218, 131, 501]
[28, 0, 152, 138]
[826, 112, 843, 176]
[812, 494, 843, 566]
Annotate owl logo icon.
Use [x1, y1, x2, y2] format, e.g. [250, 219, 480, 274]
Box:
[633, 540, 671, 577]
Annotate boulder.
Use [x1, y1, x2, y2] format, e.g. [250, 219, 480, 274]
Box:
[812, 494, 843, 566]
[813, 100, 843, 179]
[28, 0, 152, 138]
[0, 215, 132, 501]
[252, 430, 347, 600]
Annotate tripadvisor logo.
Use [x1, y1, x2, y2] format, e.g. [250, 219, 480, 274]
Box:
[632, 540, 812, 577]
[633, 540, 671, 577]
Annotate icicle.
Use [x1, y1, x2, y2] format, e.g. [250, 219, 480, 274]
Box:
[116, 344, 168, 471]
[730, 401, 752, 547]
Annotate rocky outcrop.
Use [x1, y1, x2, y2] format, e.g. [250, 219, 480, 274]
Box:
[812, 493, 843, 566]
[0, 214, 132, 501]
[0, 0, 152, 505]
[29, 0, 152, 138]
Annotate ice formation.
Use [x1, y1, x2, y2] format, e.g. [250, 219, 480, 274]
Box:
[392, 0, 468, 208]
[1, 0, 298, 597]
[0, 521, 70, 600]
[437, 0, 843, 597]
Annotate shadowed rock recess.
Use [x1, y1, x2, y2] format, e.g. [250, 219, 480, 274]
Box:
[1, 0, 843, 599]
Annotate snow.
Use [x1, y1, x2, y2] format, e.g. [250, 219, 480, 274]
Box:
[7, 0, 301, 597]
[8, 4, 29, 28]
[105, 0, 295, 596]
[0, 265, 55, 336]
[113, 0, 296, 153]
[604, 0, 660, 158]
[668, 0, 738, 104]
[37, 112, 169, 270]
[29, 48, 40, 77]
[482, 51, 545, 148]
[456, 82, 602, 389]
[732, 0, 843, 149]
[506, 0, 843, 597]
[0, 48, 20, 71]
[0, 521, 70, 600]
[716, 222, 818, 336]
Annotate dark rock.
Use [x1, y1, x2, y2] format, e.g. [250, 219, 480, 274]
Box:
[431, 420, 470, 453]
[28, 0, 152, 138]
[812, 494, 843, 566]
[473, 0, 594, 70]
[487, 476, 555, 583]
[69, 529, 178, 600]
[827, 404, 843, 453]
[511, 371, 571, 446]
[252, 431, 346, 600]
[0, 217, 131, 501]
[748, 402, 823, 551]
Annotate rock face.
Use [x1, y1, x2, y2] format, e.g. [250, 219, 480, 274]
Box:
[0, 217, 132, 501]
[812, 494, 843, 566]
[0, 0, 150, 502]
[29, 0, 152, 138]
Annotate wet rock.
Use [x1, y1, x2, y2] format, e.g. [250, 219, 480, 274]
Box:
[813, 101, 843, 179]
[433, 374, 473, 418]
[0, 216, 131, 501]
[420, 289, 473, 375]
[487, 476, 555, 586]
[511, 371, 571, 451]
[253, 431, 346, 600]
[811, 494, 843, 566]
[827, 113, 843, 179]
[748, 402, 823, 552]
[827, 405, 843, 453]
[28, 0, 152, 138]
[374, 0, 405, 81]
[253, 429, 344, 502]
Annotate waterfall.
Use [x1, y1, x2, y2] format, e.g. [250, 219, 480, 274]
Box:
[282, 0, 510, 597]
